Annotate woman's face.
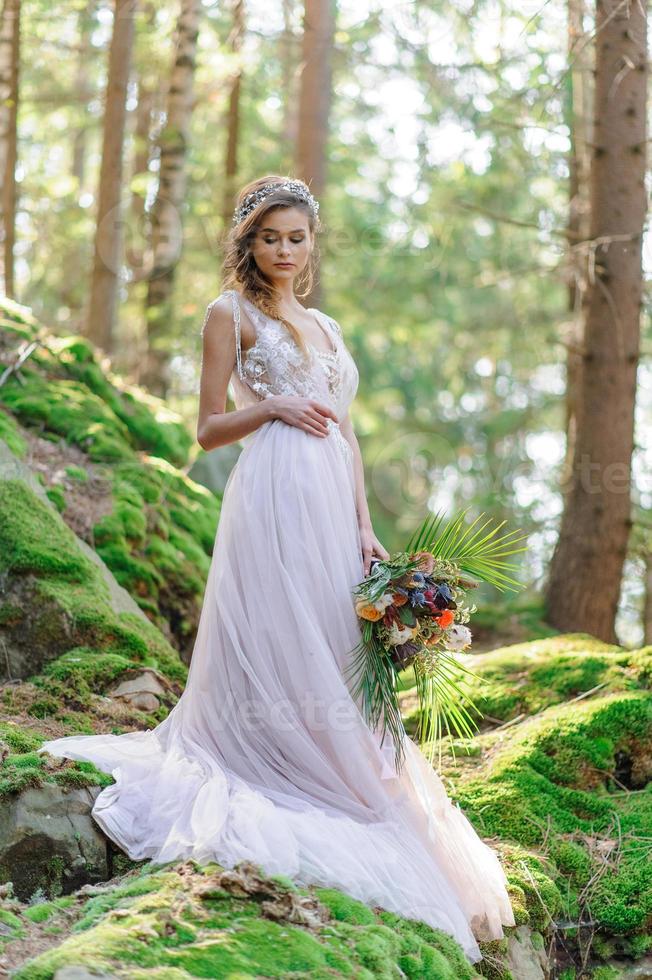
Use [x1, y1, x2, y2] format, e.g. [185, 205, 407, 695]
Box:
[251, 207, 313, 284]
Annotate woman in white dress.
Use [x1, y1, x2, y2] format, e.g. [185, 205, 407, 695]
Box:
[38, 175, 515, 964]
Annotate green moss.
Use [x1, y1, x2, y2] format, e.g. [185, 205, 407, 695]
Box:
[376, 908, 478, 979]
[549, 840, 592, 883]
[22, 898, 69, 923]
[0, 304, 224, 673]
[313, 887, 377, 925]
[0, 480, 101, 581]
[57, 338, 192, 468]
[0, 377, 136, 463]
[15, 860, 479, 980]
[267, 873, 299, 892]
[39, 648, 134, 697]
[0, 409, 27, 457]
[475, 938, 511, 980]
[64, 464, 88, 482]
[72, 872, 173, 932]
[0, 751, 48, 797]
[44, 484, 66, 513]
[456, 693, 652, 943]
[86, 461, 217, 635]
[0, 721, 44, 753]
[0, 747, 112, 799]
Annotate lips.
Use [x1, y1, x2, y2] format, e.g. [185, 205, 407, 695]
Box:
[275, 263, 294, 267]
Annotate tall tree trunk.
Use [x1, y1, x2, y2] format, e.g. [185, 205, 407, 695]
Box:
[126, 0, 158, 285]
[86, 0, 136, 353]
[545, 0, 648, 642]
[562, 0, 593, 487]
[280, 0, 299, 146]
[297, 0, 335, 309]
[0, 0, 19, 299]
[141, 0, 201, 396]
[61, 0, 97, 328]
[644, 550, 652, 645]
[71, 0, 96, 189]
[126, 76, 154, 279]
[220, 0, 244, 232]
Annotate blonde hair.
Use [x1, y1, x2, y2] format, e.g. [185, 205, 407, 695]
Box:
[222, 175, 322, 358]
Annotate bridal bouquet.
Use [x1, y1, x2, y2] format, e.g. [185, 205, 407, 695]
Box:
[344, 507, 528, 773]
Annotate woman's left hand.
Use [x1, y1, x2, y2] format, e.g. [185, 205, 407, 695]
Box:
[359, 523, 390, 576]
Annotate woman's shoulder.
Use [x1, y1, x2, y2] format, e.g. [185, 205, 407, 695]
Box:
[201, 292, 235, 337]
[201, 290, 260, 351]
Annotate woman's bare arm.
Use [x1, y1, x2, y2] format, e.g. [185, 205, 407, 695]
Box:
[197, 298, 275, 451]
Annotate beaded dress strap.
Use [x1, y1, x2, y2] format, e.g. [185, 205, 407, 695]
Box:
[324, 314, 343, 339]
[229, 289, 244, 380]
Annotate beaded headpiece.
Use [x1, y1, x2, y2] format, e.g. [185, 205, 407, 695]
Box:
[232, 179, 320, 226]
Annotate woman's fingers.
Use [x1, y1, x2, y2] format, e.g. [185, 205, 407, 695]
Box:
[303, 414, 329, 437]
[304, 408, 331, 436]
[362, 545, 373, 575]
[311, 400, 339, 423]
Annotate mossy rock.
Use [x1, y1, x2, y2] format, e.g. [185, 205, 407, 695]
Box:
[0, 478, 186, 693]
[455, 692, 652, 943]
[0, 303, 192, 468]
[0, 299, 222, 659]
[466, 634, 648, 722]
[12, 859, 481, 979]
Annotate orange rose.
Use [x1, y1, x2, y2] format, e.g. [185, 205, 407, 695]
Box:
[435, 609, 455, 628]
[391, 591, 408, 607]
[356, 602, 384, 622]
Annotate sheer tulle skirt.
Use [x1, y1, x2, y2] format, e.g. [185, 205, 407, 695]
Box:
[38, 418, 514, 963]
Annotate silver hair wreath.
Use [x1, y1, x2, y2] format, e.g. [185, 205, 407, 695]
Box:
[232, 180, 320, 226]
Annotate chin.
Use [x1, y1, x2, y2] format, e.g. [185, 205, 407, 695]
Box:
[269, 269, 297, 283]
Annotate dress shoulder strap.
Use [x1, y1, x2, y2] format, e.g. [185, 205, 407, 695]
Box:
[228, 289, 244, 380]
[325, 313, 343, 339]
[200, 289, 244, 380]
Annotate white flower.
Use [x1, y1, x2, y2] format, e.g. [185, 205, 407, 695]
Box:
[373, 591, 395, 614]
[445, 624, 473, 652]
[387, 622, 417, 646]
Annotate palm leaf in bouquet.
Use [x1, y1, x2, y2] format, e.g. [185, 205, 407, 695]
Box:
[344, 508, 529, 774]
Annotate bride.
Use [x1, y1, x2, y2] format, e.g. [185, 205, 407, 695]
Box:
[38, 175, 515, 964]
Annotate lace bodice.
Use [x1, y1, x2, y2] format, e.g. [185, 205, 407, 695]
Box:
[201, 289, 359, 461]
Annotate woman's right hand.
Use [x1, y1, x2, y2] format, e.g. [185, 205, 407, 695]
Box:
[268, 396, 339, 438]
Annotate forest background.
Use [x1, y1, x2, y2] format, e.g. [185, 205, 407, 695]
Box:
[1, 0, 650, 648]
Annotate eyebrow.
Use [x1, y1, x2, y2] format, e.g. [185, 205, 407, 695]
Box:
[260, 228, 306, 233]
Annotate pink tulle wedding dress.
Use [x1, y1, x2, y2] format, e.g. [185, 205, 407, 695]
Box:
[38, 289, 515, 963]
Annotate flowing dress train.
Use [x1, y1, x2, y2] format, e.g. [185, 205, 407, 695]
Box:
[38, 289, 515, 963]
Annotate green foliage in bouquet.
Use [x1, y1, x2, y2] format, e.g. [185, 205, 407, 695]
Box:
[344, 507, 528, 773]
